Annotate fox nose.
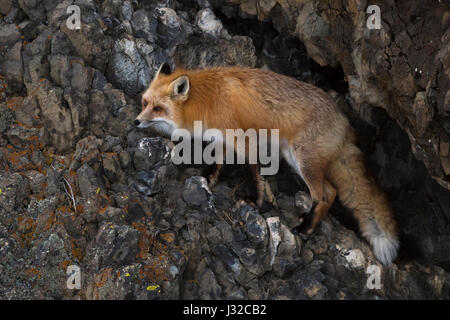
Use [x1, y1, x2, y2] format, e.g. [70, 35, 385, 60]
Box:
[134, 119, 141, 126]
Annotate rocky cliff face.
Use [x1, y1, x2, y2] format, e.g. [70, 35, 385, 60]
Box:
[0, 0, 449, 299]
[222, 0, 450, 190]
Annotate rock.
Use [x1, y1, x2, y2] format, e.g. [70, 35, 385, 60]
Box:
[0, 172, 29, 215]
[70, 136, 102, 170]
[23, 170, 46, 194]
[0, 0, 12, 15]
[133, 137, 171, 171]
[46, 1, 74, 27]
[35, 83, 78, 151]
[196, 263, 223, 299]
[1, 41, 24, 93]
[196, 8, 227, 38]
[118, 150, 132, 170]
[304, 281, 326, 299]
[102, 152, 123, 183]
[131, 170, 161, 196]
[0, 104, 14, 133]
[87, 222, 139, 268]
[212, 244, 242, 276]
[181, 176, 212, 211]
[9, 96, 38, 127]
[91, 69, 108, 90]
[270, 221, 299, 278]
[100, 136, 121, 153]
[295, 1, 337, 68]
[61, 20, 112, 71]
[120, 0, 133, 21]
[48, 54, 71, 87]
[266, 216, 281, 267]
[22, 27, 52, 85]
[340, 248, 366, 269]
[276, 194, 302, 228]
[237, 204, 267, 247]
[174, 34, 257, 69]
[107, 35, 151, 96]
[17, 0, 48, 22]
[76, 163, 100, 199]
[58, 60, 91, 137]
[45, 169, 62, 197]
[6, 125, 42, 149]
[0, 24, 21, 46]
[50, 31, 74, 55]
[156, 7, 189, 49]
[131, 9, 157, 43]
[88, 88, 136, 137]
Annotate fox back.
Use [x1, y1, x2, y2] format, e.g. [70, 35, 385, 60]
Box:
[136, 65, 350, 149]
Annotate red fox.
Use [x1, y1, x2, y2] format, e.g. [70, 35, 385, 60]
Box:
[135, 63, 399, 265]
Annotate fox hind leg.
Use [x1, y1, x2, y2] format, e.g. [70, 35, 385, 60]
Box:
[305, 178, 336, 233]
[284, 145, 337, 233]
[298, 163, 336, 233]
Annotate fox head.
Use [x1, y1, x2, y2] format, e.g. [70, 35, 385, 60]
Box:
[134, 63, 190, 137]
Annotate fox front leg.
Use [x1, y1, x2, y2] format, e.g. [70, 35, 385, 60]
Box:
[250, 164, 265, 208]
[208, 163, 223, 189]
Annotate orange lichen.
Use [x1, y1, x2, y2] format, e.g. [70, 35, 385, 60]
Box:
[5, 97, 20, 110]
[56, 206, 73, 214]
[0, 135, 45, 171]
[75, 204, 84, 213]
[98, 205, 109, 215]
[26, 267, 42, 279]
[68, 169, 77, 179]
[159, 233, 174, 244]
[141, 261, 168, 283]
[17, 216, 37, 246]
[71, 240, 83, 262]
[44, 212, 57, 231]
[94, 268, 112, 288]
[59, 260, 72, 271]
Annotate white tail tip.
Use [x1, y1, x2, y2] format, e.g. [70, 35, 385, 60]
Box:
[369, 234, 399, 266]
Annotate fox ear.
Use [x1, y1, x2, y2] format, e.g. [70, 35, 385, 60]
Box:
[169, 75, 190, 101]
[156, 62, 172, 77]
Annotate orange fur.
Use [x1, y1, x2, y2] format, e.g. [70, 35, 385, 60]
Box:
[136, 65, 399, 265]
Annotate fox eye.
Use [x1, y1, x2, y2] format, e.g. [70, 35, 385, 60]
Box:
[142, 99, 148, 108]
[153, 106, 163, 112]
